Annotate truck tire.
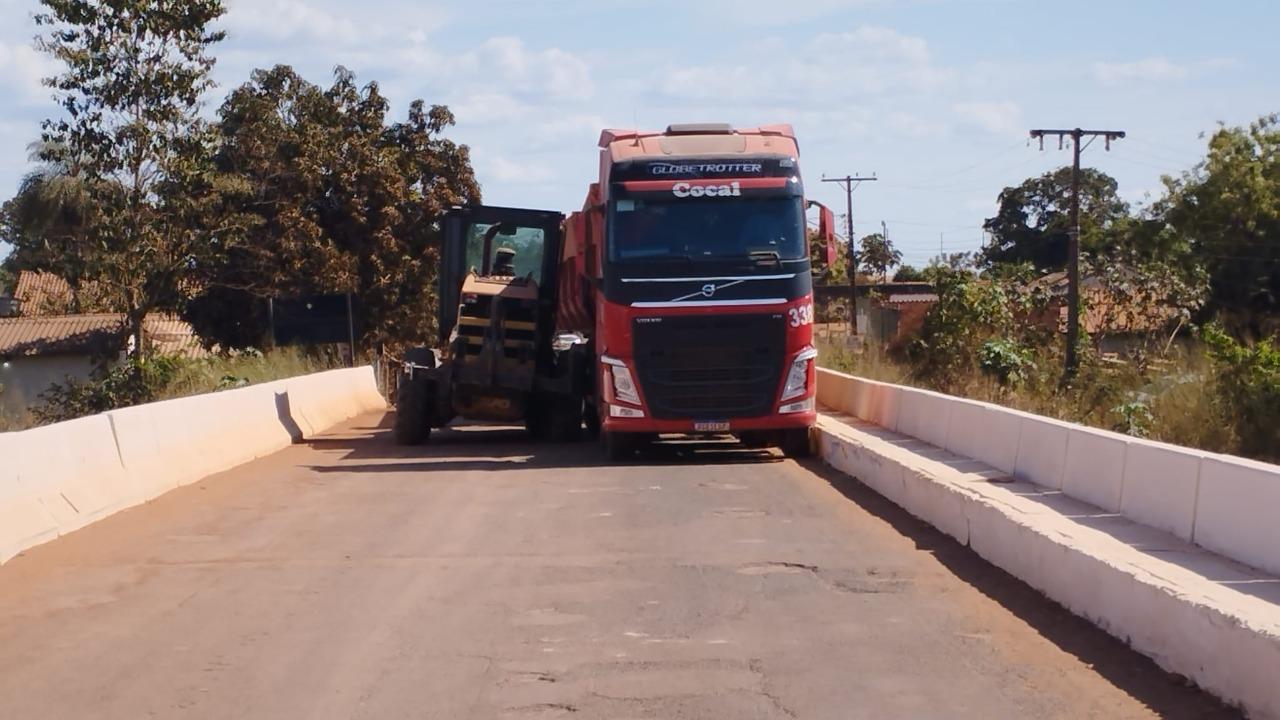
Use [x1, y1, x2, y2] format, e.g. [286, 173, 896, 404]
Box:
[583, 400, 601, 439]
[394, 374, 432, 445]
[525, 395, 551, 440]
[549, 395, 584, 442]
[781, 428, 814, 459]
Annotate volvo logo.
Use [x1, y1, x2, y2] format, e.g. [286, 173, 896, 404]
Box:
[668, 278, 749, 303]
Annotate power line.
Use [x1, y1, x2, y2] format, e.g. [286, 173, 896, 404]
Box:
[821, 173, 877, 336]
[1029, 127, 1126, 381]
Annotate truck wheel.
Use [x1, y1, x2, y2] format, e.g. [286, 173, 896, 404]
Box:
[583, 400, 601, 439]
[781, 428, 814, 459]
[394, 374, 432, 445]
[549, 395, 584, 442]
[526, 394, 551, 439]
[602, 431, 636, 462]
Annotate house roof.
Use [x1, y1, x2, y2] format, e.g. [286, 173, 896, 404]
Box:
[0, 313, 126, 357]
[0, 313, 206, 358]
[12, 270, 111, 315]
[886, 293, 939, 304]
[144, 315, 207, 358]
[13, 271, 75, 314]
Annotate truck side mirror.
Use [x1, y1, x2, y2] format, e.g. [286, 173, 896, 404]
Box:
[818, 204, 838, 267]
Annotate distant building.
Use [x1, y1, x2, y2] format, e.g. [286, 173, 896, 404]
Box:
[13, 270, 109, 316]
[0, 272, 207, 418]
[0, 314, 126, 417]
[861, 291, 940, 348]
[1027, 271, 1183, 353]
[812, 281, 940, 347]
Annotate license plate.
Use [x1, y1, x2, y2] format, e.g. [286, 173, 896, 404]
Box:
[694, 421, 731, 432]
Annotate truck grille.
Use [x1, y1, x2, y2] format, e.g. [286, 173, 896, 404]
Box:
[632, 314, 786, 420]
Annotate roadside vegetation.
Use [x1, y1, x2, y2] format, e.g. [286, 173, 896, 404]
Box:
[0, 1, 475, 427]
[823, 114, 1280, 463]
[5, 348, 338, 429]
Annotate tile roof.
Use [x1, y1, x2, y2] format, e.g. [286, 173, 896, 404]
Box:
[12, 270, 111, 315]
[0, 314, 207, 358]
[0, 314, 126, 357]
[886, 293, 940, 304]
[143, 315, 208, 358]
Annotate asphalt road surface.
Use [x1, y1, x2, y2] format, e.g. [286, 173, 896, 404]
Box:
[0, 413, 1236, 719]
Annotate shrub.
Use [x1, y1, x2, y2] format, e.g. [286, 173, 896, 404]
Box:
[34, 355, 183, 424]
[979, 339, 1036, 387]
[1201, 324, 1280, 459]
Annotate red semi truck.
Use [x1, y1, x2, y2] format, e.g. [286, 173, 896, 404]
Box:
[395, 122, 836, 461]
[558, 123, 837, 460]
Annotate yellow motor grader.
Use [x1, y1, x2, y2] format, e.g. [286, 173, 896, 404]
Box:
[394, 206, 591, 444]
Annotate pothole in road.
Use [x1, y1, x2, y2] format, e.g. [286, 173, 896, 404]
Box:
[737, 562, 819, 575]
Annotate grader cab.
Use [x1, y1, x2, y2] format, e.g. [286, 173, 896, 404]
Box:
[394, 206, 591, 445]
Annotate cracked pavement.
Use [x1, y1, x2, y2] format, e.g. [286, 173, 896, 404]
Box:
[0, 414, 1236, 719]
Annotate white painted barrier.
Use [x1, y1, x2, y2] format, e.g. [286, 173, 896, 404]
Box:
[815, 367, 1280, 718]
[0, 431, 59, 564]
[0, 366, 386, 565]
[1120, 439, 1203, 542]
[285, 368, 386, 439]
[107, 379, 300, 499]
[1012, 414, 1071, 490]
[1062, 426, 1130, 513]
[896, 388, 953, 449]
[12, 415, 135, 535]
[817, 367, 1280, 578]
[1196, 456, 1280, 577]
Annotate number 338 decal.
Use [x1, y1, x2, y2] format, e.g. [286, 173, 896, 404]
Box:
[788, 303, 814, 328]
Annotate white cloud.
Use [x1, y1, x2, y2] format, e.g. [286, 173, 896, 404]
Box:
[953, 100, 1023, 135]
[652, 25, 948, 106]
[450, 93, 528, 125]
[0, 40, 56, 104]
[694, 0, 913, 25]
[452, 37, 594, 100]
[221, 0, 447, 47]
[487, 156, 554, 184]
[1092, 57, 1188, 86]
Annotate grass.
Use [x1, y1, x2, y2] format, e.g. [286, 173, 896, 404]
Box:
[158, 347, 337, 400]
[818, 338, 1249, 460]
[0, 347, 341, 433]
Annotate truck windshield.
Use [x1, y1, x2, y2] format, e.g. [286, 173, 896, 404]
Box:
[464, 222, 546, 281]
[609, 196, 806, 263]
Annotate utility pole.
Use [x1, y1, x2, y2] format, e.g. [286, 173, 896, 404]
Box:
[822, 173, 877, 336]
[1028, 128, 1125, 381]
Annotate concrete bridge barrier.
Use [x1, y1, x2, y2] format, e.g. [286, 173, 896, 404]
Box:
[815, 367, 1280, 718]
[1, 367, 387, 565]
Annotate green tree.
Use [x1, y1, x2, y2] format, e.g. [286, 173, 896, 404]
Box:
[189, 65, 480, 351]
[1201, 324, 1280, 460]
[982, 167, 1129, 271]
[859, 232, 901, 282]
[911, 264, 1054, 387]
[893, 264, 925, 282]
[1158, 115, 1280, 337]
[33, 0, 234, 354]
[0, 141, 110, 312]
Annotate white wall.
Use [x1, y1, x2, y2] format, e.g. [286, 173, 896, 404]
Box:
[0, 354, 97, 418]
[1, 366, 386, 565]
[817, 367, 1280, 577]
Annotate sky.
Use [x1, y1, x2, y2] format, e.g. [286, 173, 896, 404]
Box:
[0, 0, 1276, 268]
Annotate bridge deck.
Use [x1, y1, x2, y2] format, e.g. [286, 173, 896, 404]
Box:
[0, 414, 1231, 718]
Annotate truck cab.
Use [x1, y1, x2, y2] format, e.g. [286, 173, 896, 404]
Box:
[571, 123, 836, 459]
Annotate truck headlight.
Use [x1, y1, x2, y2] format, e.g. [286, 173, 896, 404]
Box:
[779, 347, 818, 402]
[602, 355, 641, 405]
